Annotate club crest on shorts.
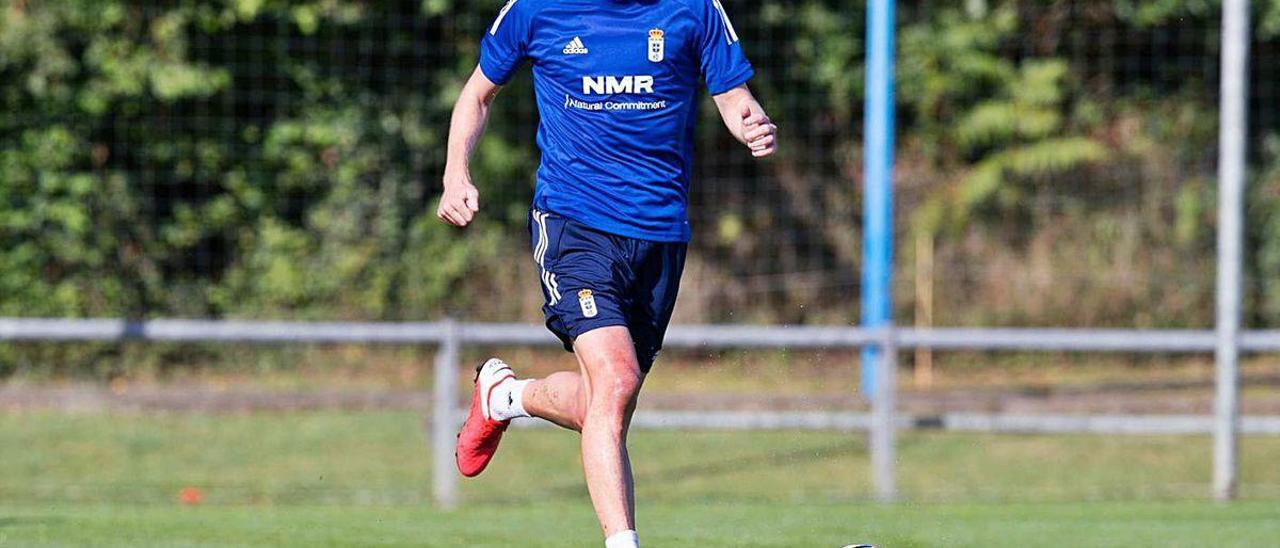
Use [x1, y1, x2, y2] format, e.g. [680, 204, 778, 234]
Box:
[648, 29, 664, 62]
[577, 289, 599, 318]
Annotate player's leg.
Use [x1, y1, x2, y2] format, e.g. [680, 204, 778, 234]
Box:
[521, 369, 587, 431]
[566, 237, 683, 544]
[572, 325, 644, 540]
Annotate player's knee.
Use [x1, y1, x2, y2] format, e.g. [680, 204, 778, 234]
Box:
[609, 372, 642, 404]
[589, 372, 640, 415]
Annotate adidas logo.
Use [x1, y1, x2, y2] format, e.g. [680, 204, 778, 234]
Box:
[563, 36, 588, 55]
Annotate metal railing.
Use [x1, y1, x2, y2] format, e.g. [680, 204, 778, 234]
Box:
[3, 317, 1277, 507]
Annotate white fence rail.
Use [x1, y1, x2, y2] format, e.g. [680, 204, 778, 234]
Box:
[7, 318, 1280, 351]
[3, 317, 1278, 506]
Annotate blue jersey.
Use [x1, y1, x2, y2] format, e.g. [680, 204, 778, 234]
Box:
[479, 0, 754, 242]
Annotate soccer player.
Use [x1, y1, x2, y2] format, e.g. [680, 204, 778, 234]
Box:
[438, 0, 775, 546]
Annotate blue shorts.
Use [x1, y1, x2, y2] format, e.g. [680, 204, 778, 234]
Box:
[528, 208, 687, 373]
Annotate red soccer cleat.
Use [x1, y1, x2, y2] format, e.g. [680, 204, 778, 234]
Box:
[455, 358, 516, 477]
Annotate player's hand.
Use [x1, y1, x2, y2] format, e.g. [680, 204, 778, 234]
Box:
[740, 103, 777, 158]
[438, 171, 480, 227]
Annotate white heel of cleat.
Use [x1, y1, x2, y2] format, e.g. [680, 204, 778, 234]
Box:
[476, 358, 515, 421]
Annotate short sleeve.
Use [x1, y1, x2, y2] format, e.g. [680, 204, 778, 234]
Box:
[479, 0, 533, 85]
[699, 0, 754, 95]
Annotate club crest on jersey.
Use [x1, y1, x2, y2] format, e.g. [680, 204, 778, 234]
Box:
[577, 289, 599, 318]
[648, 29, 665, 62]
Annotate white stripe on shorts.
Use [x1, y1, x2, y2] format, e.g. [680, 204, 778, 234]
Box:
[533, 211, 548, 265]
[533, 210, 560, 305]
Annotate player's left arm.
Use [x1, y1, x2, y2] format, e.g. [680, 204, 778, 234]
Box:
[713, 84, 777, 158]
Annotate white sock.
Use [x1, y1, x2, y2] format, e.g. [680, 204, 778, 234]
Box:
[488, 378, 532, 421]
[604, 530, 639, 548]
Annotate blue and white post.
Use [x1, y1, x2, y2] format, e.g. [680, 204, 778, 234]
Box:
[861, 0, 897, 501]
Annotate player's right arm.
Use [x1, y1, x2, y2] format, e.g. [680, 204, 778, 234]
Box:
[440, 0, 534, 227]
[438, 67, 502, 227]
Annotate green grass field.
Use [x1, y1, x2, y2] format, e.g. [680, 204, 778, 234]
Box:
[3, 411, 1279, 546]
[6, 501, 1280, 547]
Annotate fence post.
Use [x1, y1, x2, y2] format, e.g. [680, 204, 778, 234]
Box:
[432, 319, 461, 509]
[870, 326, 898, 502]
[1213, 0, 1250, 503]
